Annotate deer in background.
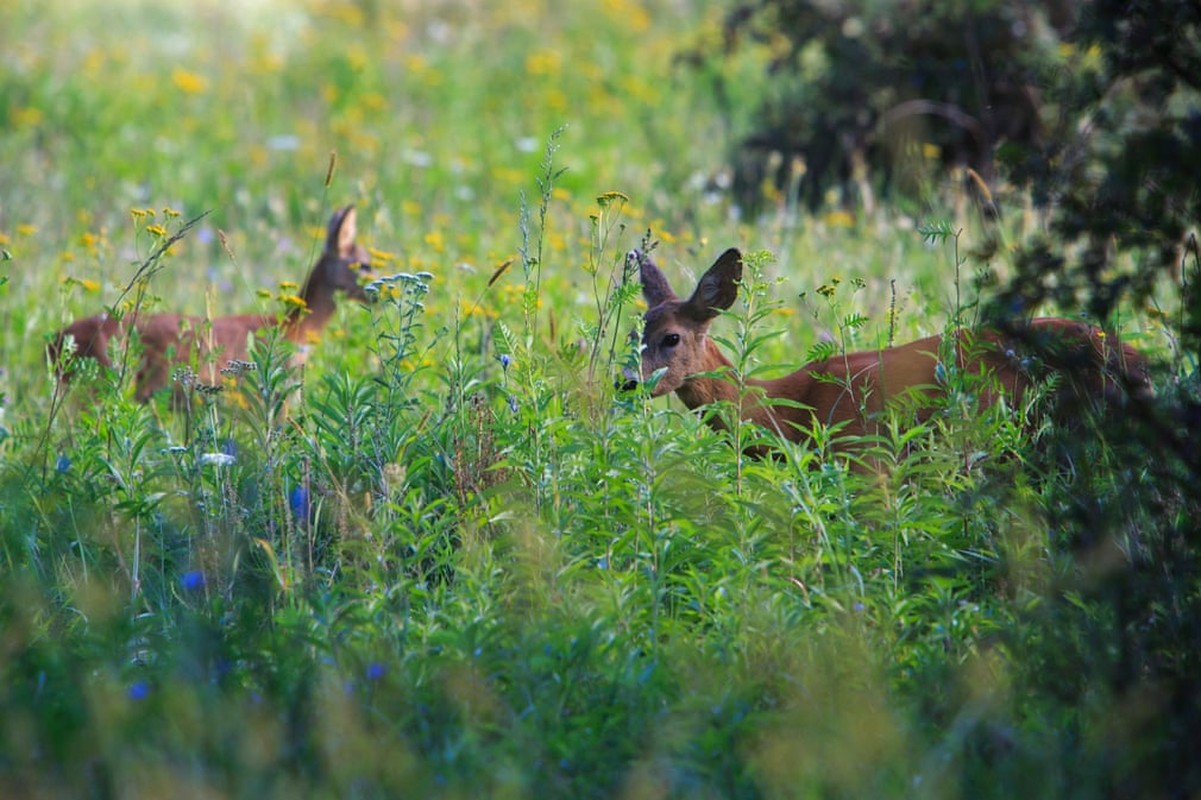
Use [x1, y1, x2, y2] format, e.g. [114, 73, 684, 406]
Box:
[49, 205, 374, 402]
[629, 247, 1151, 451]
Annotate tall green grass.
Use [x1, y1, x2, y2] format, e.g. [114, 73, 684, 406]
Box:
[0, 0, 1179, 796]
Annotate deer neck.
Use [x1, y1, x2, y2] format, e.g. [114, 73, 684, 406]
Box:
[674, 339, 786, 434]
[286, 262, 338, 340]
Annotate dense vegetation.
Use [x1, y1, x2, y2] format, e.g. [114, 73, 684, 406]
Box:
[0, 0, 1196, 796]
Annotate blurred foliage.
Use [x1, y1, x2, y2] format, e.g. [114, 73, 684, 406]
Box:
[695, 0, 1068, 212]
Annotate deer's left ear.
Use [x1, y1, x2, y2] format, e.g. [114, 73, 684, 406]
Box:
[685, 248, 742, 320]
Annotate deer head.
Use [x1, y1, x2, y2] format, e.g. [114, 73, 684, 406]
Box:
[303, 205, 374, 306]
[631, 248, 743, 396]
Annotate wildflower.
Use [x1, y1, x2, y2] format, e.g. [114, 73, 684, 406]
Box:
[55, 454, 71, 474]
[499, 353, 511, 371]
[15, 224, 36, 237]
[524, 50, 562, 77]
[171, 67, 209, 94]
[289, 485, 310, 521]
[128, 680, 151, 701]
[596, 190, 630, 207]
[180, 570, 206, 592]
[145, 224, 168, 238]
[279, 294, 308, 309]
[507, 394, 518, 414]
[823, 210, 854, 228]
[199, 452, 236, 467]
[366, 662, 386, 681]
[12, 106, 43, 128]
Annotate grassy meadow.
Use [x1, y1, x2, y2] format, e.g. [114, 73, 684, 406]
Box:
[0, 0, 1183, 797]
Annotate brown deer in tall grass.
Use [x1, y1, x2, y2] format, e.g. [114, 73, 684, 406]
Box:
[49, 205, 374, 402]
[629, 247, 1151, 451]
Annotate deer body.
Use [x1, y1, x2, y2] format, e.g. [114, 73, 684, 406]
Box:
[50, 206, 372, 402]
[633, 248, 1150, 447]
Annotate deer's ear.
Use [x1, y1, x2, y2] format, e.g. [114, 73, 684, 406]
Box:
[633, 250, 677, 308]
[685, 248, 742, 320]
[328, 205, 358, 255]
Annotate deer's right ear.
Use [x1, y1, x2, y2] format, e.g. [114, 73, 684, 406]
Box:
[685, 248, 742, 320]
[329, 205, 358, 255]
[633, 250, 677, 308]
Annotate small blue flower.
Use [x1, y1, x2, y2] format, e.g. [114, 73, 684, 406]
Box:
[128, 680, 150, 701]
[366, 662, 386, 681]
[180, 569, 205, 592]
[499, 353, 511, 371]
[55, 454, 71, 474]
[289, 485, 311, 521]
[221, 438, 238, 457]
[507, 394, 518, 414]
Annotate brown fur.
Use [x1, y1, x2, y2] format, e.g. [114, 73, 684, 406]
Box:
[633, 248, 1152, 447]
[49, 205, 373, 402]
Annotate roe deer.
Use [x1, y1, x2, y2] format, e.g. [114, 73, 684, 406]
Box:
[629, 248, 1151, 450]
[50, 205, 374, 402]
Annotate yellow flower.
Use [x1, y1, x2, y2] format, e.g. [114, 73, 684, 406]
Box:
[603, 0, 650, 31]
[80, 278, 101, 293]
[12, 107, 43, 128]
[172, 67, 208, 95]
[922, 143, 941, 160]
[279, 280, 299, 291]
[256, 289, 273, 299]
[424, 230, 445, 253]
[367, 247, 395, 262]
[525, 50, 562, 77]
[596, 191, 629, 207]
[145, 224, 168, 237]
[823, 210, 855, 228]
[15, 224, 36, 237]
[280, 294, 308, 309]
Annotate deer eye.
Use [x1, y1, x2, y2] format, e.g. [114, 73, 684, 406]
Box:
[662, 333, 680, 348]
